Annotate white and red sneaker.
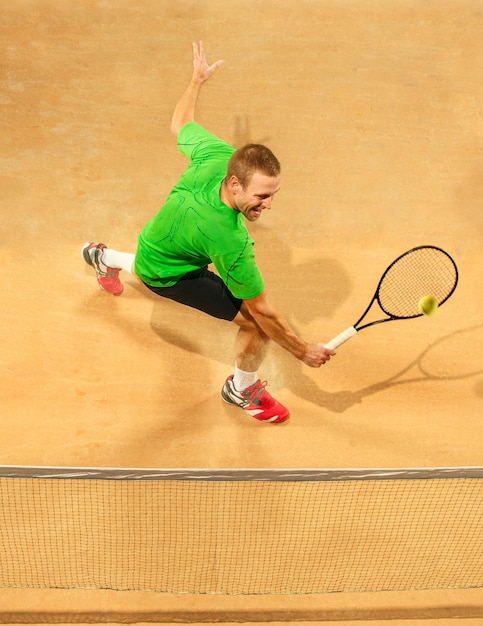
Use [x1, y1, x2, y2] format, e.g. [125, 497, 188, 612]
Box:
[221, 376, 289, 424]
[82, 242, 124, 295]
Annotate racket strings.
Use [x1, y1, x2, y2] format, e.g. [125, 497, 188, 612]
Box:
[378, 247, 457, 318]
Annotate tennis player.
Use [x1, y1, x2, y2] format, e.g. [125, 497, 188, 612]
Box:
[83, 41, 335, 423]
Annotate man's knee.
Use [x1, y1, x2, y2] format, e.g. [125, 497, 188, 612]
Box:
[232, 309, 254, 329]
[232, 302, 256, 326]
[232, 305, 269, 341]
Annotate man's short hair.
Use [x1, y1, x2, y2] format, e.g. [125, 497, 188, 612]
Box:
[226, 144, 281, 187]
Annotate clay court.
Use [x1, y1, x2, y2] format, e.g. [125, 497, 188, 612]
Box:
[1, 0, 482, 623]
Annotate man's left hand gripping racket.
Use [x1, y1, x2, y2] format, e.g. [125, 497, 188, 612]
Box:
[325, 245, 458, 350]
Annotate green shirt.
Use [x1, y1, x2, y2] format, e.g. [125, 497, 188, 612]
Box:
[134, 122, 264, 300]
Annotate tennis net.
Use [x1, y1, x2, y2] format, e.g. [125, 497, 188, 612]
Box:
[0, 465, 481, 594]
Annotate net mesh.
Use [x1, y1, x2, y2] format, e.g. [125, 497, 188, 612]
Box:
[378, 246, 457, 318]
[0, 467, 481, 595]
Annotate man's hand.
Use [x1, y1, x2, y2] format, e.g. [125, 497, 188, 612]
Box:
[302, 343, 336, 368]
[191, 41, 223, 84]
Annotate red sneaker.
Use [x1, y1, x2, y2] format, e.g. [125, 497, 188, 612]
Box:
[82, 242, 124, 295]
[221, 376, 289, 423]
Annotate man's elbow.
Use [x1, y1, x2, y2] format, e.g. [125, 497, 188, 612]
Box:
[171, 117, 193, 136]
[244, 294, 271, 319]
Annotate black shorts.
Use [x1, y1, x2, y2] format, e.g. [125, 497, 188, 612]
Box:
[142, 267, 243, 321]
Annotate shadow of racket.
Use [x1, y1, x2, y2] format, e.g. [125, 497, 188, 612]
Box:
[353, 324, 483, 400]
[281, 325, 483, 414]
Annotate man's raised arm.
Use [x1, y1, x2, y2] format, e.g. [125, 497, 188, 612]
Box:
[170, 41, 223, 136]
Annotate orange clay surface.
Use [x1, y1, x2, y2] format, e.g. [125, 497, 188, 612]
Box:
[1, 0, 482, 623]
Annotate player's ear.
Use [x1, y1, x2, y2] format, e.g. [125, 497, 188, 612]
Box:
[229, 175, 242, 195]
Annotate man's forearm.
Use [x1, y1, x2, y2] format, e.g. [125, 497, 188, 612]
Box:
[245, 300, 307, 360]
[244, 293, 335, 368]
[170, 78, 203, 135]
[259, 314, 308, 360]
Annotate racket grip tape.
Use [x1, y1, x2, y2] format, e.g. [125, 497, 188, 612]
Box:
[324, 326, 357, 350]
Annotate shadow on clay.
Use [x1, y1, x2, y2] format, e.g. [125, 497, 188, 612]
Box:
[284, 324, 483, 414]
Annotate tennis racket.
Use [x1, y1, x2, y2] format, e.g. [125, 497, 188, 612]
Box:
[324, 245, 459, 350]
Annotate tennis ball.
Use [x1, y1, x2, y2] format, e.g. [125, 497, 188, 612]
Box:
[418, 295, 438, 316]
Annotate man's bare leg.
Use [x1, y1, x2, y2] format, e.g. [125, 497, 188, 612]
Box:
[232, 304, 269, 376]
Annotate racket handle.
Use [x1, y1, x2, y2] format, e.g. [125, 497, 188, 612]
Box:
[324, 326, 357, 350]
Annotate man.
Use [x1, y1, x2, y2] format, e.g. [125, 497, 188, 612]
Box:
[83, 41, 335, 424]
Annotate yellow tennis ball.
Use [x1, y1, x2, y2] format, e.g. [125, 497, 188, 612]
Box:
[418, 295, 439, 316]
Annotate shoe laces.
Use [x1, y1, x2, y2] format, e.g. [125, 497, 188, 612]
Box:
[244, 380, 268, 402]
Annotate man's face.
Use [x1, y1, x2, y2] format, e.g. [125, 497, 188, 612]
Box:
[233, 172, 281, 222]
